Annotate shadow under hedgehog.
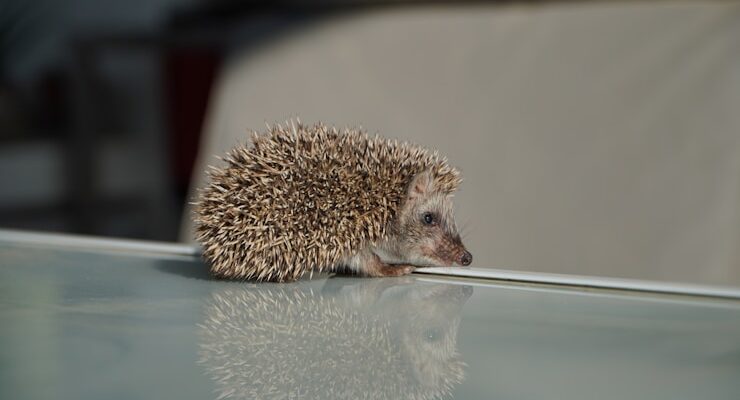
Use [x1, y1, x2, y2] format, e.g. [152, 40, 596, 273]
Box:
[194, 121, 472, 282]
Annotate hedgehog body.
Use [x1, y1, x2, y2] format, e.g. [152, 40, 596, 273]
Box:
[194, 121, 465, 282]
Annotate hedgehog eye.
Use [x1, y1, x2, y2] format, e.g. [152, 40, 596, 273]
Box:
[422, 212, 435, 225]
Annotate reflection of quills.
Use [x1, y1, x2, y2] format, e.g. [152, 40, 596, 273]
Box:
[198, 280, 470, 400]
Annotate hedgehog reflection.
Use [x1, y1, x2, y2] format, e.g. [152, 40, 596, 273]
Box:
[197, 277, 472, 400]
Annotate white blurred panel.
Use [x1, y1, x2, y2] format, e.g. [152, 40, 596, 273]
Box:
[184, 2, 740, 286]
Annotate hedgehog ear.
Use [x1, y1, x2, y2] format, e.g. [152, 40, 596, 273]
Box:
[408, 169, 437, 201]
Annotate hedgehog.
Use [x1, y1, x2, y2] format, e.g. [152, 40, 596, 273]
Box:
[194, 121, 472, 282]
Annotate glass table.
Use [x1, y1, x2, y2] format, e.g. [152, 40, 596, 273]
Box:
[1, 230, 739, 399]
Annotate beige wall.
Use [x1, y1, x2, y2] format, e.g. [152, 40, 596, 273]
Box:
[183, 2, 740, 286]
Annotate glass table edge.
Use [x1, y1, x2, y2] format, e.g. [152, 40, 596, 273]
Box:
[2, 228, 739, 302]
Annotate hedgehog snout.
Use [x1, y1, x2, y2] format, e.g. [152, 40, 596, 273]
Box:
[458, 250, 473, 266]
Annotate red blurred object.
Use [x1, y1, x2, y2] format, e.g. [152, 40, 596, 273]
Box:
[164, 48, 221, 194]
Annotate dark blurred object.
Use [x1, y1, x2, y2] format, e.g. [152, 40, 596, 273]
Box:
[0, 1, 42, 140]
[0, 0, 229, 240]
[164, 48, 220, 197]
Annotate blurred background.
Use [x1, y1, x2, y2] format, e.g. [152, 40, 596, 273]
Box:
[1, 0, 739, 286]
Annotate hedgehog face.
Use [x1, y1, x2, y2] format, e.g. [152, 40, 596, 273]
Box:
[393, 170, 472, 267]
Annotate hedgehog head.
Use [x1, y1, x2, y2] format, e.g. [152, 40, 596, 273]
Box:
[386, 168, 472, 267]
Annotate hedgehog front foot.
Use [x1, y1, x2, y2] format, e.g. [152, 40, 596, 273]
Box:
[343, 250, 416, 278]
[363, 253, 415, 277]
[374, 264, 416, 277]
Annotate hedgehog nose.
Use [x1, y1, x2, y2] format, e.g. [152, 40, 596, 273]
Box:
[459, 250, 472, 266]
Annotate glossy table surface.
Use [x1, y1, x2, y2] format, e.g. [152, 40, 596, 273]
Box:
[1, 234, 740, 400]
